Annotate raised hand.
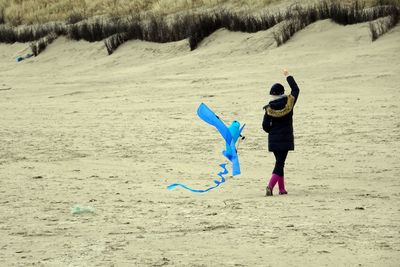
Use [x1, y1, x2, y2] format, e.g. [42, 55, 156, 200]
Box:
[283, 69, 289, 77]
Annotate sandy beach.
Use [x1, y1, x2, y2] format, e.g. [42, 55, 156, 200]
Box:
[0, 19, 399, 266]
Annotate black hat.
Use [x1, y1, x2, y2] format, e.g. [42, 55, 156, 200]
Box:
[270, 83, 284, 95]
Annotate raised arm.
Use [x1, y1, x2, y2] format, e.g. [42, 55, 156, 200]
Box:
[283, 69, 300, 105]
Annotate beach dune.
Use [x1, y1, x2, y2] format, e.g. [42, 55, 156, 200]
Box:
[0, 19, 399, 266]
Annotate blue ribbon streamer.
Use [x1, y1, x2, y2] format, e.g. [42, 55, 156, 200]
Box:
[167, 163, 228, 193]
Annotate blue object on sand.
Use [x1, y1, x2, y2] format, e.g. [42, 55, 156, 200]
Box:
[16, 53, 33, 62]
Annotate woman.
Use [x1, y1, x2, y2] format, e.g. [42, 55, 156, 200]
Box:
[262, 69, 300, 196]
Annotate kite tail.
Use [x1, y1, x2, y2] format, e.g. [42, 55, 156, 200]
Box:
[167, 163, 228, 193]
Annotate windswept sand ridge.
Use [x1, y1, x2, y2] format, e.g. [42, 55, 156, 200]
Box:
[0, 20, 399, 266]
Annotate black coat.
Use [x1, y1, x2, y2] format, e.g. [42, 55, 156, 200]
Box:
[262, 76, 300, 152]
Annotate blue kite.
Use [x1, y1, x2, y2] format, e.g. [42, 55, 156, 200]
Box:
[167, 103, 245, 193]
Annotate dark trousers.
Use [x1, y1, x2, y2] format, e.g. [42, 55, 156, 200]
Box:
[273, 151, 288, 177]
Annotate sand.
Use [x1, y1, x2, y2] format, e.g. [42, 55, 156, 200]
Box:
[0, 19, 399, 266]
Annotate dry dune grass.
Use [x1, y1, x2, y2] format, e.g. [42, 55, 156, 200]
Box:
[0, 0, 282, 25]
[0, 0, 390, 25]
[1, 0, 398, 57]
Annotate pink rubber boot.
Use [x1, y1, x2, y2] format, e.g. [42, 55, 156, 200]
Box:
[278, 176, 288, 195]
[266, 173, 280, 196]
